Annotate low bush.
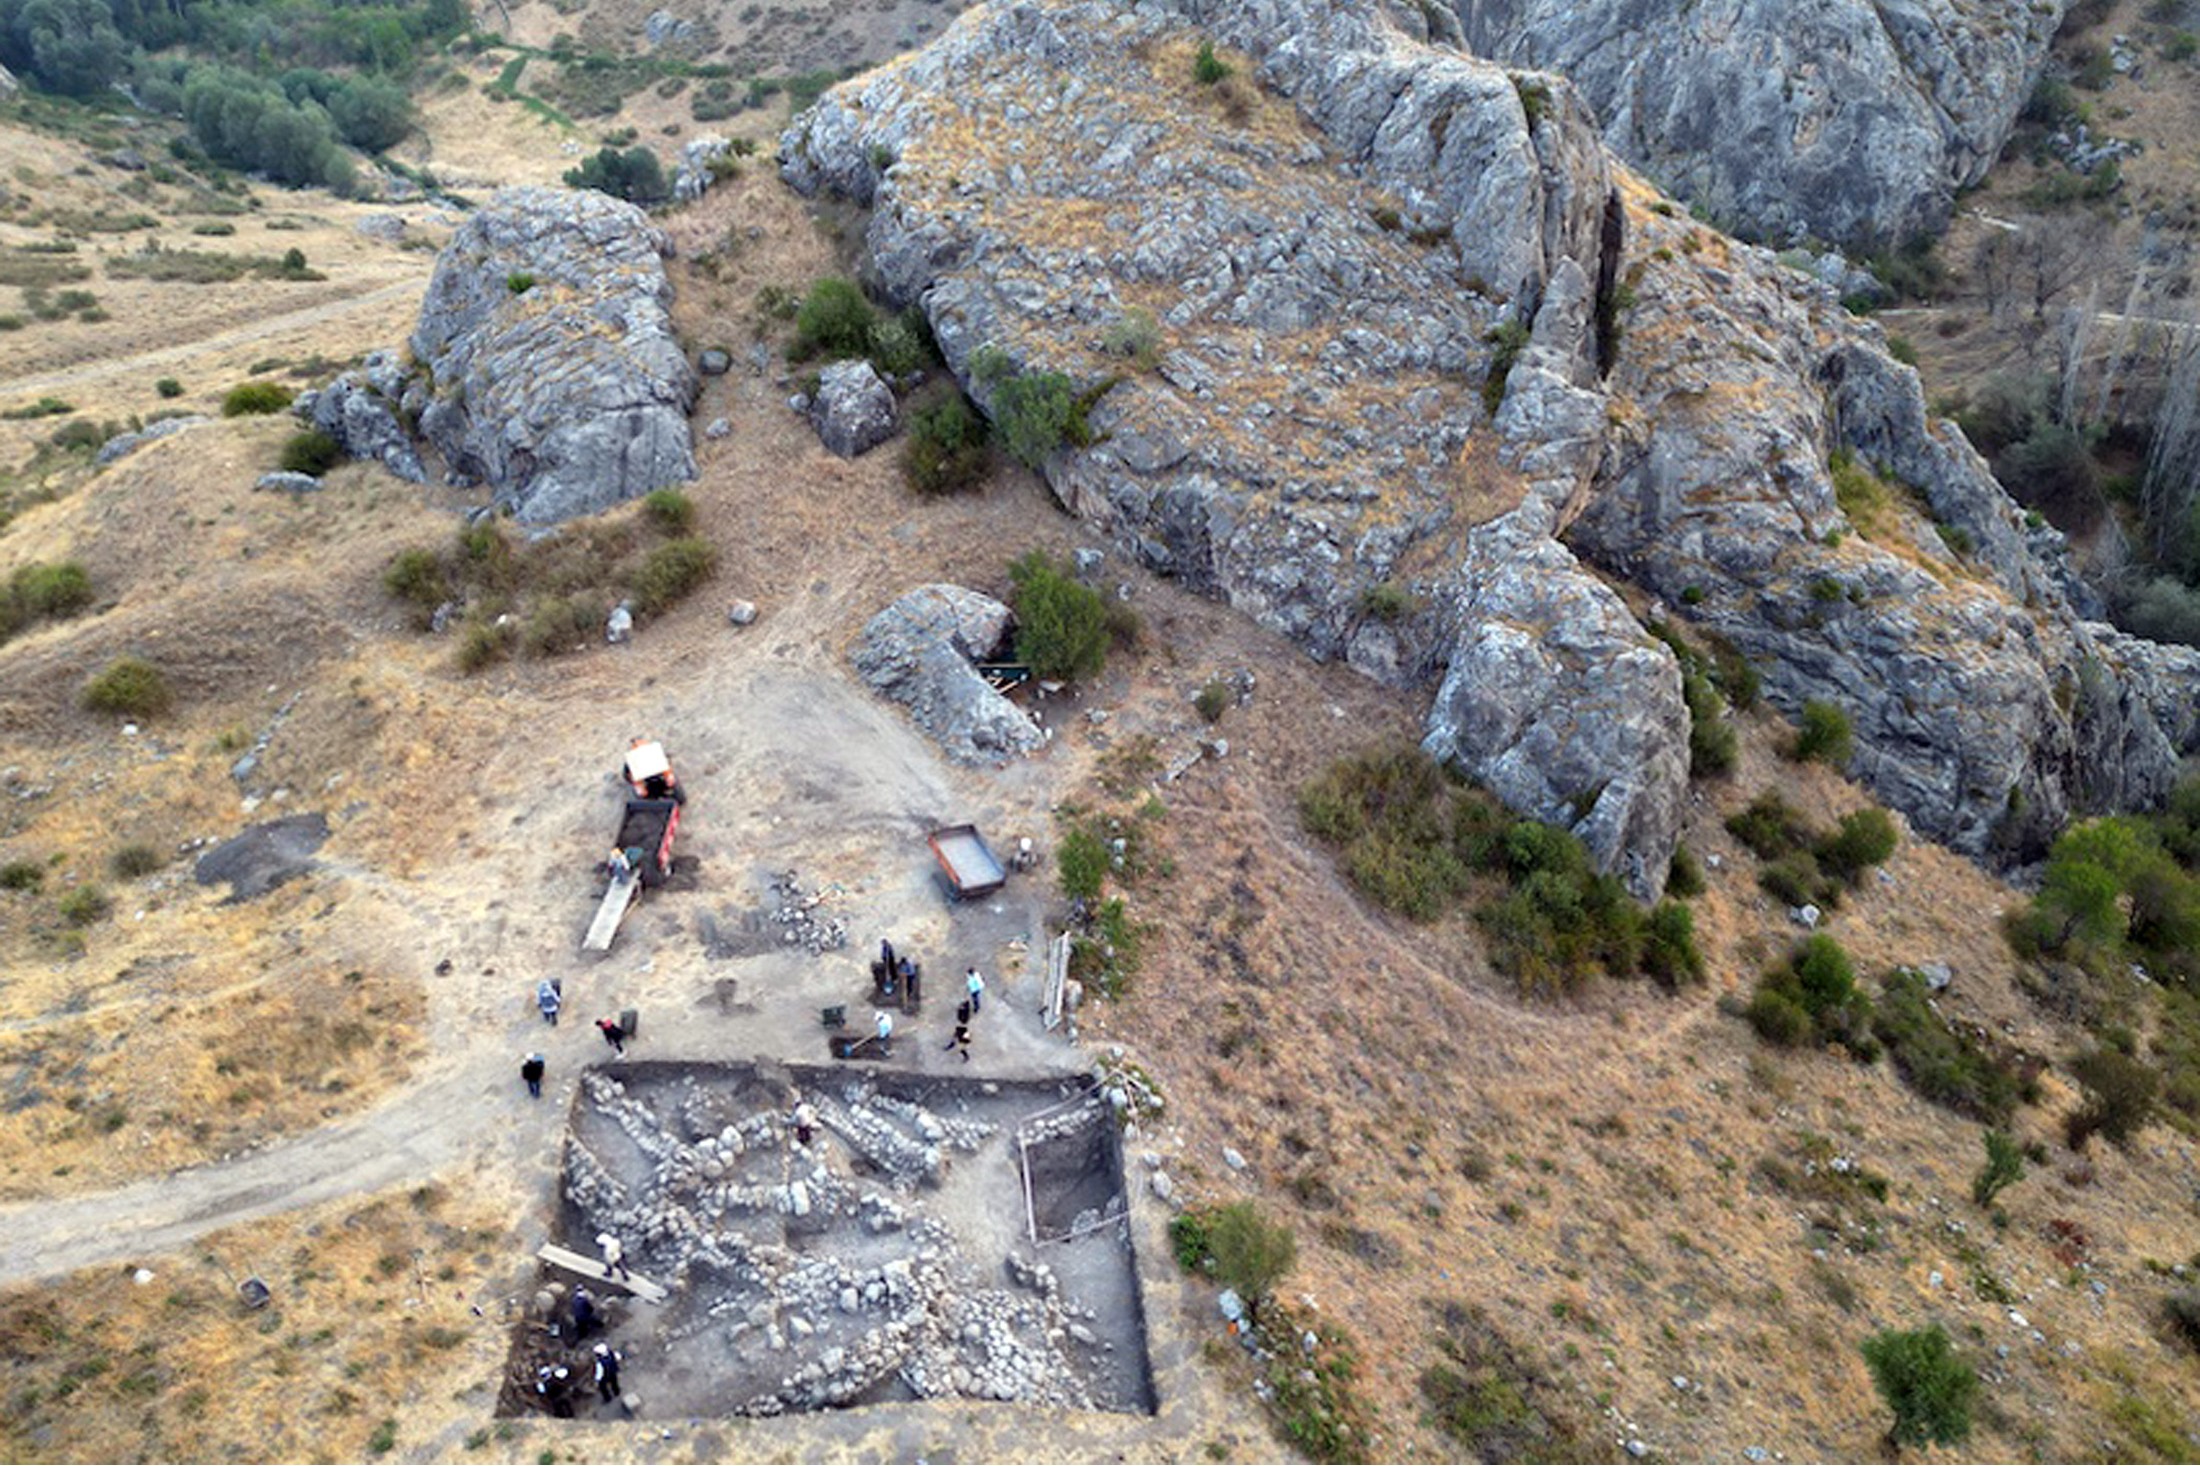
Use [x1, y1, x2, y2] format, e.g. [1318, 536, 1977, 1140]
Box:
[1683, 667, 1736, 777]
[1194, 679, 1231, 723]
[1642, 901, 1704, 988]
[1818, 807, 1899, 880]
[454, 615, 513, 673]
[1206, 1201, 1296, 1316]
[156, 377, 184, 398]
[865, 312, 929, 379]
[991, 366, 1084, 469]
[1057, 825, 1109, 902]
[1792, 699, 1854, 765]
[1972, 1129, 2024, 1208]
[0, 860, 44, 892]
[11, 561, 93, 619]
[278, 429, 342, 476]
[790, 278, 876, 362]
[221, 381, 294, 417]
[2065, 1045, 2159, 1150]
[641, 488, 695, 535]
[383, 548, 447, 614]
[2168, 1289, 2200, 1355]
[902, 394, 991, 497]
[1193, 39, 1231, 84]
[563, 145, 669, 204]
[628, 537, 717, 617]
[1009, 550, 1109, 681]
[1749, 935, 1877, 1058]
[1421, 1303, 1593, 1461]
[1666, 844, 1705, 899]
[520, 595, 602, 657]
[506, 272, 536, 294]
[109, 844, 164, 880]
[59, 884, 112, 926]
[1100, 308, 1163, 369]
[1874, 968, 2024, 1121]
[1860, 1325, 1975, 1449]
[1358, 581, 1416, 623]
[81, 657, 173, 719]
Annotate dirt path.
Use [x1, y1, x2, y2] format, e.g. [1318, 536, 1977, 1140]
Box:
[0, 276, 422, 400]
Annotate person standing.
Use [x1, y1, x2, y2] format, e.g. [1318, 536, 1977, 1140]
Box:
[596, 1017, 626, 1055]
[944, 1017, 971, 1062]
[569, 1286, 596, 1340]
[536, 979, 562, 1026]
[520, 1053, 545, 1099]
[873, 1008, 893, 1057]
[592, 1342, 623, 1404]
[964, 967, 985, 1015]
[596, 1231, 631, 1281]
[791, 1100, 817, 1147]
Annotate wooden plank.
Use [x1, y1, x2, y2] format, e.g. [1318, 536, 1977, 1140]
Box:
[536, 1243, 668, 1304]
[1042, 932, 1072, 1031]
[582, 871, 638, 953]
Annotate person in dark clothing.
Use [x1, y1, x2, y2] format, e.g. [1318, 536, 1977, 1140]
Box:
[593, 1343, 623, 1403]
[520, 1053, 545, 1098]
[955, 1000, 971, 1027]
[570, 1286, 596, 1339]
[596, 1018, 626, 1055]
[944, 1019, 970, 1061]
[900, 958, 921, 1009]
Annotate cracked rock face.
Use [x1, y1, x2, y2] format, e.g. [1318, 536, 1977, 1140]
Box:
[786, 0, 2198, 889]
[853, 585, 1043, 765]
[410, 186, 698, 524]
[1431, 0, 2066, 249]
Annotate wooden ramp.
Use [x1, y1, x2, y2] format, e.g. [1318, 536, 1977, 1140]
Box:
[536, 1243, 667, 1304]
[582, 871, 638, 953]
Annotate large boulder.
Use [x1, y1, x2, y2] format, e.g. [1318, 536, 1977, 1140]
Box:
[810, 360, 899, 458]
[1431, 0, 2065, 248]
[853, 586, 1045, 765]
[410, 186, 698, 524]
[786, 0, 2197, 888]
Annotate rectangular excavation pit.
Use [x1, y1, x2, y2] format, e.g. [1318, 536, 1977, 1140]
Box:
[498, 1061, 1155, 1421]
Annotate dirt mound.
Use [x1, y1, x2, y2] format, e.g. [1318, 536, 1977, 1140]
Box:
[193, 813, 329, 902]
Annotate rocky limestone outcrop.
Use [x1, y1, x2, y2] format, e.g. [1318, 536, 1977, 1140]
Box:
[297, 350, 425, 483]
[809, 360, 899, 458]
[1431, 0, 2065, 248]
[787, 0, 2198, 888]
[853, 586, 1045, 765]
[410, 186, 697, 523]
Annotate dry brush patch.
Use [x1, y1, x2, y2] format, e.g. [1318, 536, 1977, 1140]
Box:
[0, 1183, 510, 1464]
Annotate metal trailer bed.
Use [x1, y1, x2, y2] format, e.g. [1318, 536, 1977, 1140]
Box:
[927, 823, 1007, 899]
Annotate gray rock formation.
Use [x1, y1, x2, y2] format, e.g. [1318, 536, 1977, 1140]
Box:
[674, 135, 734, 203]
[95, 415, 207, 466]
[1433, 0, 2065, 247]
[255, 471, 324, 494]
[411, 186, 697, 524]
[853, 586, 1044, 765]
[299, 350, 425, 483]
[787, 0, 2196, 886]
[810, 360, 898, 458]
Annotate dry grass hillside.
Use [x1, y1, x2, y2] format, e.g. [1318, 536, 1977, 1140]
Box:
[0, 33, 2197, 1466]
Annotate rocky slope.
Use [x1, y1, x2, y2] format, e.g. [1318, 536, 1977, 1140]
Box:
[782, 0, 2200, 892]
[1428, 0, 2066, 248]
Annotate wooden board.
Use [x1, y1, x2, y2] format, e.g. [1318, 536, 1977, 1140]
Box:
[536, 1243, 668, 1304]
[582, 871, 638, 953]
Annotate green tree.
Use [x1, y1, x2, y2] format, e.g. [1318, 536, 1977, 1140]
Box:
[1008, 550, 1108, 681]
[1206, 1201, 1296, 1319]
[563, 146, 669, 205]
[1860, 1325, 1976, 1450]
[329, 75, 413, 152]
[1792, 699, 1854, 765]
[2, 0, 128, 95]
[1970, 1129, 2024, 1208]
[2065, 1046, 2159, 1151]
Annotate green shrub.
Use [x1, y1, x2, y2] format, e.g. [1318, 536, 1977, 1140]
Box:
[2168, 1289, 2200, 1354]
[1874, 968, 2023, 1121]
[1817, 807, 1898, 881]
[59, 884, 112, 925]
[791, 278, 876, 362]
[1206, 1201, 1296, 1316]
[0, 860, 44, 892]
[1101, 308, 1163, 369]
[109, 844, 164, 880]
[1642, 901, 1704, 988]
[12, 561, 93, 618]
[454, 616, 513, 673]
[81, 657, 173, 718]
[1860, 1326, 1975, 1449]
[1971, 1130, 2024, 1208]
[520, 595, 602, 657]
[156, 377, 183, 398]
[222, 381, 294, 417]
[1194, 679, 1231, 723]
[1792, 700, 1854, 765]
[1481, 319, 1531, 415]
[1009, 550, 1109, 681]
[641, 488, 695, 535]
[383, 548, 447, 610]
[506, 271, 536, 294]
[1747, 987, 1814, 1046]
[2065, 1046, 2159, 1150]
[1683, 669, 1736, 777]
[1058, 824, 1109, 902]
[991, 367, 1085, 469]
[0, 396, 73, 420]
[865, 312, 927, 379]
[1358, 581, 1416, 623]
[562, 146, 669, 204]
[1193, 40, 1231, 85]
[1421, 1304, 1589, 1461]
[1666, 845, 1705, 899]
[278, 429, 342, 476]
[1759, 850, 1834, 910]
[1168, 1209, 1213, 1271]
[1727, 790, 1813, 858]
[902, 394, 991, 497]
[628, 537, 717, 617]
